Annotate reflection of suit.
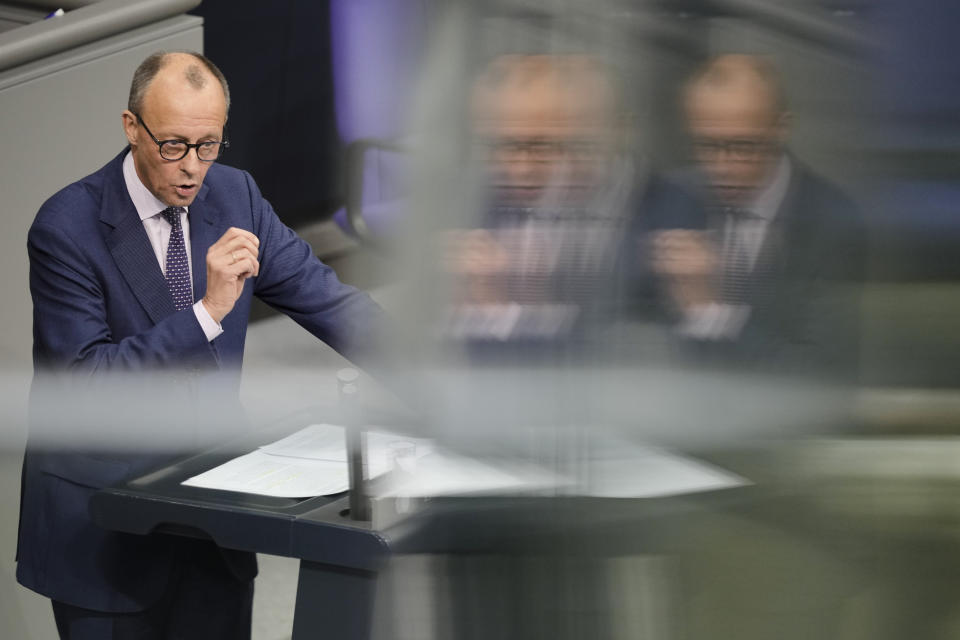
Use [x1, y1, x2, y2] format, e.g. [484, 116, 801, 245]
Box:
[616, 173, 709, 322]
[17, 149, 384, 612]
[679, 161, 864, 379]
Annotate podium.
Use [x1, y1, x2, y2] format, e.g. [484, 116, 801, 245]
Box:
[89, 407, 395, 639]
[91, 406, 757, 639]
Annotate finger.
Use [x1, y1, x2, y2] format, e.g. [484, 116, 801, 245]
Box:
[217, 227, 260, 247]
[209, 239, 260, 268]
[224, 246, 258, 264]
[237, 257, 259, 278]
[229, 227, 260, 247]
[652, 229, 690, 243]
[652, 233, 692, 257]
[210, 247, 252, 270]
[219, 236, 260, 258]
[211, 230, 260, 255]
[227, 249, 260, 277]
[222, 255, 260, 279]
[209, 246, 260, 278]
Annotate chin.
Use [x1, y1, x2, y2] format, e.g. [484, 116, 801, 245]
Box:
[169, 193, 196, 206]
[713, 187, 747, 205]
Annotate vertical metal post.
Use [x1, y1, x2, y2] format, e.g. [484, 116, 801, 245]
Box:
[338, 368, 370, 521]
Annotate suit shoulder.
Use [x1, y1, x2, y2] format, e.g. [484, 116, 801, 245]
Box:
[205, 162, 257, 191]
[32, 172, 104, 229]
[202, 163, 266, 213]
[793, 166, 863, 229]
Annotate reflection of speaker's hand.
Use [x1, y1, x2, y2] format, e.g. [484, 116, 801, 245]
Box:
[440, 229, 509, 304]
[650, 229, 718, 311]
[441, 229, 508, 275]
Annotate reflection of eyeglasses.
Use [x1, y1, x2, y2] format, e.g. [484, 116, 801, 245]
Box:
[134, 113, 229, 162]
[691, 138, 776, 162]
[488, 138, 605, 162]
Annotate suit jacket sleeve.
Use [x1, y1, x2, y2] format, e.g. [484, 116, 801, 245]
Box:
[244, 171, 387, 366]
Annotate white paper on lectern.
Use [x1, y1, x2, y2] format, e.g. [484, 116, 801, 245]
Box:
[182, 425, 749, 499]
[182, 424, 436, 498]
[577, 439, 749, 498]
[258, 423, 435, 471]
[182, 450, 353, 497]
[257, 423, 347, 460]
[380, 445, 748, 499]
[378, 451, 566, 498]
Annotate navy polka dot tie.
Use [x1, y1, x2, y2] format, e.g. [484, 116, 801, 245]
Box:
[161, 206, 193, 311]
[720, 208, 753, 305]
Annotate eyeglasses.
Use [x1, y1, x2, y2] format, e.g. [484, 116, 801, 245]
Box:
[134, 113, 229, 162]
[691, 138, 776, 162]
[488, 138, 606, 163]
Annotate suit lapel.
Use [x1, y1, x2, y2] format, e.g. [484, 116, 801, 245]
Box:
[188, 183, 217, 302]
[100, 153, 177, 325]
[748, 162, 809, 317]
[754, 160, 804, 279]
[187, 183, 224, 366]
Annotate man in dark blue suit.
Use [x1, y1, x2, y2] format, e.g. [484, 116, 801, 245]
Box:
[651, 54, 864, 379]
[645, 56, 867, 640]
[17, 51, 385, 638]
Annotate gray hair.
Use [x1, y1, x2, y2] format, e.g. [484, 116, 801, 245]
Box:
[127, 51, 231, 116]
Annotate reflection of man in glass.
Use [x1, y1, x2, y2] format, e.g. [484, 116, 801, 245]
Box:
[474, 54, 621, 212]
[443, 54, 635, 345]
[687, 56, 789, 209]
[653, 54, 863, 377]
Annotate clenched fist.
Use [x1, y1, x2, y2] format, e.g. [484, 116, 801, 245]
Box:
[201, 227, 260, 323]
[440, 229, 510, 304]
[650, 229, 719, 311]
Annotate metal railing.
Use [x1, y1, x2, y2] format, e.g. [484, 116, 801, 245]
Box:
[0, 0, 200, 73]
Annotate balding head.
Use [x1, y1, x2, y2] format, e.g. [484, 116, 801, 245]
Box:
[128, 51, 231, 117]
[471, 54, 622, 207]
[472, 54, 619, 131]
[685, 54, 786, 125]
[684, 54, 790, 206]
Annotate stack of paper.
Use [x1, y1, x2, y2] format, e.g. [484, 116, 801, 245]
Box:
[182, 424, 432, 498]
[183, 425, 748, 499]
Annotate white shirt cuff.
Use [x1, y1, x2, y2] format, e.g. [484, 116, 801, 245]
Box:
[193, 300, 224, 342]
[678, 303, 751, 340]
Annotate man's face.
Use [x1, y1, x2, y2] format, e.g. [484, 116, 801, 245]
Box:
[122, 65, 227, 208]
[686, 84, 786, 207]
[486, 116, 611, 208]
[475, 59, 617, 208]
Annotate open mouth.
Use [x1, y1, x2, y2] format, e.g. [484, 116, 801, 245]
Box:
[174, 184, 197, 197]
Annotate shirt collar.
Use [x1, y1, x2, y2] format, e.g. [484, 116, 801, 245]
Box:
[744, 154, 791, 221]
[122, 150, 188, 221]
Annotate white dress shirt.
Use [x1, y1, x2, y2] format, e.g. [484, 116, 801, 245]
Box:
[122, 152, 223, 342]
[728, 154, 791, 269]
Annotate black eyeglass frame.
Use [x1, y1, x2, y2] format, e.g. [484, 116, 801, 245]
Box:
[134, 113, 229, 162]
[689, 137, 779, 163]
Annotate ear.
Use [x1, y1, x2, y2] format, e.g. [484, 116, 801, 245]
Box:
[121, 110, 138, 147]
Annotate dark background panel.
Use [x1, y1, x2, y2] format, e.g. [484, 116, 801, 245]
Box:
[191, 0, 343, 228]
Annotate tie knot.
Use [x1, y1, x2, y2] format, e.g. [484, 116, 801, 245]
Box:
[161, 206, 186, 227]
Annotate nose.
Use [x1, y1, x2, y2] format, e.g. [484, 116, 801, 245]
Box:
[177, 149, 203, 176]
[704, 154, 736, 180]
